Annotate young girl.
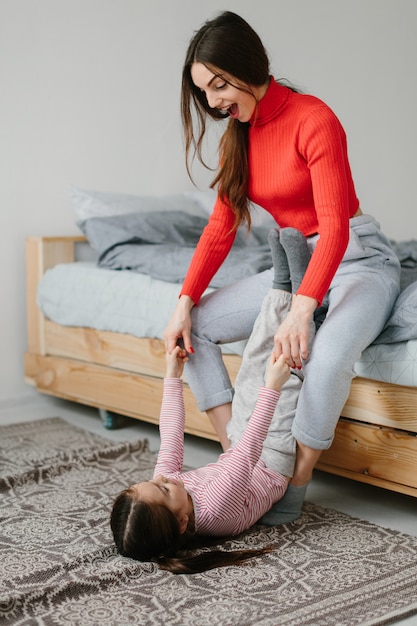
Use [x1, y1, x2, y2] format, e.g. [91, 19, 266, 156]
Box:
[111, 346, 290, 574]
[111, 229, 314, 574]
[164, 11, 401, 522]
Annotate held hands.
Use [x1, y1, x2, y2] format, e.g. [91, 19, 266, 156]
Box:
[273, 294, 317, 369]
[265, 353, 291, 391]
[163, 295, 195, 355]
[165, 345, 189, 379]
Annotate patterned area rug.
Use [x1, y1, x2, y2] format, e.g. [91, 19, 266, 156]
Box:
[1, 417, 416, 626]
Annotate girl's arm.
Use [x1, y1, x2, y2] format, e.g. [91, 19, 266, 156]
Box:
[154, 378, 185, 477]
[204, 386, 282, 515]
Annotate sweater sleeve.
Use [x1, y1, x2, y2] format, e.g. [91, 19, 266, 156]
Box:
[296, 105, 356, 303]
[153, 378, 185, 477]
[203, 387, 281, 515]
[180, 196, 237, 304]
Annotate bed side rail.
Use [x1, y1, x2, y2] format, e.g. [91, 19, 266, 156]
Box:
[25, 236, 85, 355]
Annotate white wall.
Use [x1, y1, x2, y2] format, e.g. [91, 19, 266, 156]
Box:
[1, 0, 416, 405]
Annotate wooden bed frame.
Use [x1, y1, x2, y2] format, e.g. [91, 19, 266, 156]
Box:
[25, 236, 417, 497]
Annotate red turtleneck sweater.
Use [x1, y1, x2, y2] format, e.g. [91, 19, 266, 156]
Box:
[181, 78, 360, 305]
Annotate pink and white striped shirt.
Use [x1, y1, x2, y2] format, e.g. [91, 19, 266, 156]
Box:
[154, 378, 288, 536]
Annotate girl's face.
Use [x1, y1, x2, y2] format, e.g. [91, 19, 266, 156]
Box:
[191, 62, 268, 123]
[132, 475, 191, 530]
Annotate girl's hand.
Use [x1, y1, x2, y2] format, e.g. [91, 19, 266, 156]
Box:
[273, 294, 317, 368]
[163, 295, 195, 355]
[165, 346, 189, 378]
[265, 353, 291, 391]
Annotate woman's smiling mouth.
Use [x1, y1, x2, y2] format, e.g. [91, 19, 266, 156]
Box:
[221, 103, 239, 118]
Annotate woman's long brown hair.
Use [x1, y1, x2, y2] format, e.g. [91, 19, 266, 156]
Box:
[181, 11, 271, 230]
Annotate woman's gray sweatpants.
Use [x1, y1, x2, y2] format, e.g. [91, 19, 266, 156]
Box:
[185, 214, 401, 450]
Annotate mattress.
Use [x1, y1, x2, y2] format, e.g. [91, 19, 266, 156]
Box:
[37, 262, 417, 387]
[37, 262, 247, 356]
[353, 340, 417, 387]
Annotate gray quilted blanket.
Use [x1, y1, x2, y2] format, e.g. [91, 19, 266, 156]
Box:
[77, 211, 417, 343]
[78, 211, 273, 288]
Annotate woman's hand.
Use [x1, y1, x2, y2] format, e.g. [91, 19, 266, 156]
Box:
[163, 295, 195, 354]
[273, 294, 317, 368]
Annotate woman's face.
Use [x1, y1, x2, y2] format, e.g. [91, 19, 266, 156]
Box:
[191, 62, 268, 123]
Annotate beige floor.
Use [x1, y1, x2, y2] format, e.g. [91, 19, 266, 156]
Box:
[2, 392, 416, 625]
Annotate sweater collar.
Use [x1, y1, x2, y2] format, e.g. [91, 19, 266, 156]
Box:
[249, 76, 290, 126]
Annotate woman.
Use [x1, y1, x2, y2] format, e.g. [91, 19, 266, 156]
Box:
[164, 11, 401, 522]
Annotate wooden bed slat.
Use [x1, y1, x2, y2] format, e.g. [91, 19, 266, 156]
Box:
[24, 352, 218, 441]
[342, 377, 417, 433]
[42, 320, 241, 384]
[24, 235, 417, 497]
[317, 418, 417, 491]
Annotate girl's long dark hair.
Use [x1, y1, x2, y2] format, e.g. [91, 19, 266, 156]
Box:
[181, 11, 271, 230]
[111, 487, 272, 575]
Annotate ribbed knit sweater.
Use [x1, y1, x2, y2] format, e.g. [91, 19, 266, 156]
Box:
[154, 378, 287, 536]
[181, 77, 360, 305]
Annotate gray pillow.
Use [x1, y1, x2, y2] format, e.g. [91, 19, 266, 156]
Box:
[70, 186, 207, 221]
[77, 210, 273, 288]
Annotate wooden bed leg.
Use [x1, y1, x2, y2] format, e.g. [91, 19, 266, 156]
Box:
[98, 408, 129, 430]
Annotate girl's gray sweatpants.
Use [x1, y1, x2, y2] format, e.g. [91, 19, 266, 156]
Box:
[185, 214, 401, 450]
[227, 289, 316, 477]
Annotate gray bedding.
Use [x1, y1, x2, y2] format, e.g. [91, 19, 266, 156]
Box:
[77, 211, 417, 343]
[78, 211, 273, 288]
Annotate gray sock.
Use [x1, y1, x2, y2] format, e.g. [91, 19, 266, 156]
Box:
[268, 229, 291, 292]
[259, 482, 308, 526]
[279, 228, 311, 294]
[280, 228, 328, 328]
